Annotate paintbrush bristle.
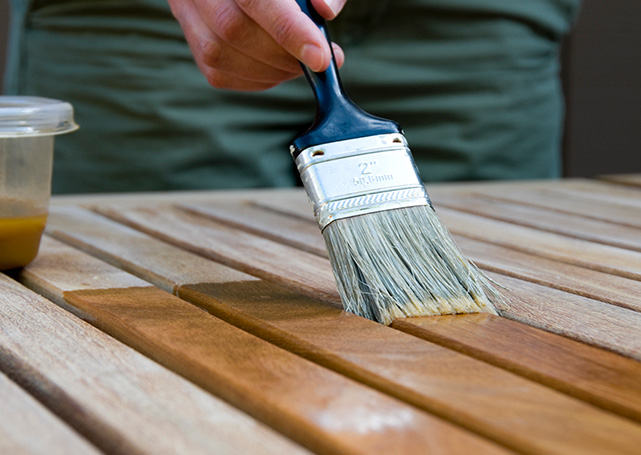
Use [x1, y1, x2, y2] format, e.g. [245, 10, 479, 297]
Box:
[323, 204, 504, 325]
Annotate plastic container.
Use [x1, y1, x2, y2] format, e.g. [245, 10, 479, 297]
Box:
[0, 96, 78, 270]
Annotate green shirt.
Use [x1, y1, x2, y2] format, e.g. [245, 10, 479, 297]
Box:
[5, 0, 581, 193]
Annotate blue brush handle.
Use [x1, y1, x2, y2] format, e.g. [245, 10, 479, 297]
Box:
[291, 0, 401, 156]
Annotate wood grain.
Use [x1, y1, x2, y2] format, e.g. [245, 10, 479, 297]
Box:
[172, 200, 641, 352]
[20, 236, 512, 455]
[40, 208, 641, 454]
[533, 179, 641, 208]
[91, 204, 341, 304]
[391, 314, 641, 423]
[43, 206, 248, 293]
[437, 207, 641, 280]
[0, 370, 101, 455]
[488, 272, 641, 359]
[431, 191, 641, 252]
[0, 270, 310, 455]
[179, 200, 327, 257]
[454, 235, 641, 313]
[446, 184, 641, 228]
[48, 187, 279, 208]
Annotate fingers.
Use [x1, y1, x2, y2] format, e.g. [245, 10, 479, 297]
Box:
[169, 0, 346, 91]
[171, 0, 301, 90]
[234, 0, 332, 72]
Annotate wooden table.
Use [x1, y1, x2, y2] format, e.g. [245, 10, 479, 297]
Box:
[2, 176, 641, 454]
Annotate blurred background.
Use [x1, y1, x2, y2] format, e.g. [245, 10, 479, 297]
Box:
[1, 0, 639, 179]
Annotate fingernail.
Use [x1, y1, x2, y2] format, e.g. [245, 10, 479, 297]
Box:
[300, 44, 325, 71]
[325, 0, 341, 16]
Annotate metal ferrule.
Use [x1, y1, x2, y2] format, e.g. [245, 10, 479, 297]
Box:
[292, 133, 432, 230]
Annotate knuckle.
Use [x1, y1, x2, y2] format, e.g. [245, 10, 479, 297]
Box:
[270, 11, 297, 46]
[214, 6, 249, 42]
[201, 39, 224, 67]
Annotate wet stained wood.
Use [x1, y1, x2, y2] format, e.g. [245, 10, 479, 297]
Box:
[179, 282, 641, 455]
[0, 272, 310, 455]
[391, 314, 641, 423]
[18, 236, 509, 455]
[39, 211, 641, 454]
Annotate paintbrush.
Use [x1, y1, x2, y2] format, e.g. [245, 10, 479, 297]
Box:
[290, 0, 503, 324]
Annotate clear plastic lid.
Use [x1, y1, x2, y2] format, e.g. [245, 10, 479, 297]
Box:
[0, 96, 79, 137]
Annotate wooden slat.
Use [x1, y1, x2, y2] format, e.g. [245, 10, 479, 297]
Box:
[437, 207, 641, 280]
[250, 182, 641, 232]
[252, 191, 319, 220]
[180, 200, 327, 257]
[391, 314, 641, 423]
[455, 235, 641, 313]
[48, 188, 285, 208]
[431, 191, 641, 252]
[19, 236, 512, 455]
[43, 206, 641, 454]
[531, 179, 641, 208]
[0, 272, 310, 455]
[444, 185, 641, 228]
[238, 191, 641, 358]
[172, 200, 641, 350]
[426, 179, 641, 209]
[487, 272, 641, 359]
[0, 370, 102, 455]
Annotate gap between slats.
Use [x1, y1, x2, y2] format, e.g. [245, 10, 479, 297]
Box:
[0, 364, 103, 455]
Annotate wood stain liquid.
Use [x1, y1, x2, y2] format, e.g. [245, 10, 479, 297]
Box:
[0, 199, 47, 270]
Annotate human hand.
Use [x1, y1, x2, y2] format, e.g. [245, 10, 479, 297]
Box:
[169, 0, 347, 91]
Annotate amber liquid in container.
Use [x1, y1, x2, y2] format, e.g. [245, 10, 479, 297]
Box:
[0, 199, 48, 270]
[1, 96, 77, 270]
